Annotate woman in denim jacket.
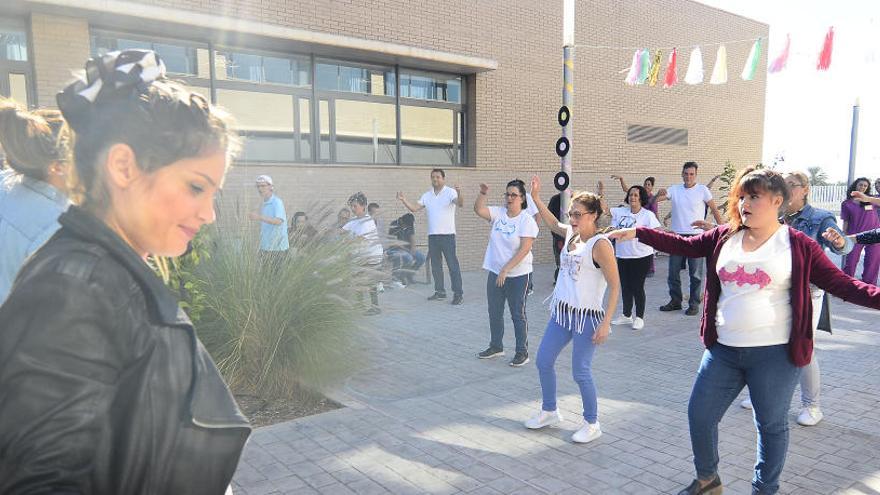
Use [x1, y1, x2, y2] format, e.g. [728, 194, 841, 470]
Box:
[0, 100, 71, 303]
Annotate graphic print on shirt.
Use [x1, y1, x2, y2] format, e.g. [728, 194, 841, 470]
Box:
[718, 264, 772, 289]
[560, 251, 584, 281]
[494, 218, 517, 235]
[613, 212, 637, 229]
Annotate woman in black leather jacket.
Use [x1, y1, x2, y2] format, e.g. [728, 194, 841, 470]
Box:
[0, 50, 250, 494]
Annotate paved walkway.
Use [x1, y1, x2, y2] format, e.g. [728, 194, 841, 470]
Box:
[232, 258, 880, 495]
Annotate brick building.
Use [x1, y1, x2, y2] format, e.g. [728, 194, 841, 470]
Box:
[0, 0, 767, 269]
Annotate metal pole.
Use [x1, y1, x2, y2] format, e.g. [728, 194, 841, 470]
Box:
[846, 98, 860, 187]
[561, 0, 575, 221]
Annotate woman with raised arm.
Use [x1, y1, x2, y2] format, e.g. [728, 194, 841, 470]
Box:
[474, 179, 538, 367]
[0, 50, 249, 493]
[610, 167, 880, 495]
[841, 178, 880, 283]
[523, 175, 619, 444]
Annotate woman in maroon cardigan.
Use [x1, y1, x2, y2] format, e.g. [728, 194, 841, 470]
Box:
[611, 168, 880, 495]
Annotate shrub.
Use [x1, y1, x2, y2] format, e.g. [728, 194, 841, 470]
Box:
[189, 203, 374, 399]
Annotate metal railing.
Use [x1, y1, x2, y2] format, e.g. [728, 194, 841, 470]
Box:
[809, 185, 847, 214]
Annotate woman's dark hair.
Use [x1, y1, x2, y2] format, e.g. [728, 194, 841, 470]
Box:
[847, 177, 872, 197]
[643, 176, 655, 187]
[292, 211, 307, 227]
[57, 50, 238, 212]
[571, 191, 603, 229]
[727, 167, 789, 233]
[624, 185, 649, 207]
[507, 179, 528, 210]
[0, 98, 70, 181]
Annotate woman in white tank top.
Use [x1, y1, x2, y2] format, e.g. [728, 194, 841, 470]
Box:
[522, 176, 620, 444]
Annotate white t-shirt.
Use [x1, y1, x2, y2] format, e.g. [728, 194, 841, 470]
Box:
[419, 186, 458, 235]
[343, 215, 384, 260]
[549, 227, 612, 334]
[482, 206, 539, 277]
[715, 227, 793, 347]
[610, 206, 660, 258]
[667, 183, 713, 234]
[524, 193, 539, 217]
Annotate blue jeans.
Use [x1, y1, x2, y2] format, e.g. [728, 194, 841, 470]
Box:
[428, 234, 463, 296]
[668, 253, 704, 305]
[388, 248, 426, 283]
[486, 272, 529, 353]
[689, 343, 801, 495]
[536, 316, 599, 422]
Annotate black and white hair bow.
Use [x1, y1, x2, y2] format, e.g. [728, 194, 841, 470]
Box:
[57, 49, 166, 130]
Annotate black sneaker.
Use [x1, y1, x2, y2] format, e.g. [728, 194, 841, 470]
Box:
[428, 292, 447, 301]
[659, 300, 682, 311]
[677, 474, 722, 495]
[365, 307, 381, 316]
[685, 305, 700, 316]
[509, 352, 530, 367]
[451, 295, 463, 305]
[477, 347, 504, 359]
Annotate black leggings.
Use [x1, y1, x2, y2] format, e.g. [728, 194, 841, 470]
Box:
[617, 255, 653, 318]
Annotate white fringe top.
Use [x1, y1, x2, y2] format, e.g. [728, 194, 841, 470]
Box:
[547, 226, 611, 334]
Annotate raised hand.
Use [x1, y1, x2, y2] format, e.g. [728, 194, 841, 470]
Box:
[479, 183, 489, 195]
[851, 190, 869, 201]
[530, 175, 541, 197]
[396, 191, 405, 201]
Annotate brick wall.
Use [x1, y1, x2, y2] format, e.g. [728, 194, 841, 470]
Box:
[29, 14, 90, 109]
[23, 0, 767, 270]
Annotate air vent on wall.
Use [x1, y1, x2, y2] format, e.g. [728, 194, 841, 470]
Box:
[626, 124, 688, 146]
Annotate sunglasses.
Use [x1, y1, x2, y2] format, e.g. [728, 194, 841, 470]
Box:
[568, 210, 591, 219]
[502, 193, 522, 198]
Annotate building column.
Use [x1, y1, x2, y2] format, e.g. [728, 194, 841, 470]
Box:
[30, 13, 90, 108]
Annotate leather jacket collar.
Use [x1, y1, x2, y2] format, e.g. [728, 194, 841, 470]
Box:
[58, 206, 188, 327]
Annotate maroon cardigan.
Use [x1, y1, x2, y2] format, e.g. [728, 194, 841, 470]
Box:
[637, 225, 880, 366]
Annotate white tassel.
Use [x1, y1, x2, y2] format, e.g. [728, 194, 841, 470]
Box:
[684, 46, 704, 85]
[710, 44, 728, 84]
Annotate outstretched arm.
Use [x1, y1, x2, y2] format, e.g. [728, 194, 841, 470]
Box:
[396, 191, 424, 213]
[530, 175, 567, 237]
[608, 226, 718, 259]
[809, 241, 880, 309]
[474, 184, 492, 221]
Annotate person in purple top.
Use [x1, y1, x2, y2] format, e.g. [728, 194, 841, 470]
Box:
[841, 178, 880, 283]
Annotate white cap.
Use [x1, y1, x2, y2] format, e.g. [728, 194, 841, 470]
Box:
[255, 174, 273, 185]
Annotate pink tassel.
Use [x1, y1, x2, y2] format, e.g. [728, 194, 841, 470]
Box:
[817, 27, 834, 71]
[663, 48, 678, 88]
[768, 34, 790, 73]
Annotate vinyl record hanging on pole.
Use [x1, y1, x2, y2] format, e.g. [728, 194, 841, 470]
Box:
[558, 106, 570, 127]
[554, 171, 570, 191]
[555, 136, 570, 157]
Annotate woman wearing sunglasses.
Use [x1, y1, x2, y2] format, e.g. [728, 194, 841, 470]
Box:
[523, 175, 620, 444]
[474, 179, 538, 367]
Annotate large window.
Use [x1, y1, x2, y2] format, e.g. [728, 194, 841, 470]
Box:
[92, 32, 203, 77]
[88, 30, 468, 166]
[0, 18, 32, 108]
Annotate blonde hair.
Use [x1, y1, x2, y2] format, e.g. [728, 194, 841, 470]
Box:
[0, 97, 70, 181]
[785, 171, 811, 203]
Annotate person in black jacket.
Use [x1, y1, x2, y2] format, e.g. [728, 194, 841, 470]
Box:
[0, 49, 250, 494]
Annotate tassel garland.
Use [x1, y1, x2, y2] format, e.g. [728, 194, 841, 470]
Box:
[741, 38, 762, 80]
[768, 34, 790, 74]
[710, 44, 728, 84]
[648, 49, 663, 86]
[663, 48, 678, 88]
[817, 27, 834, 71]
[684, 46, 704, 84]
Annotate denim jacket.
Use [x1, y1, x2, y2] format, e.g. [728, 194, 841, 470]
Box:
[0, 170, 70, 302]
[784, 203, 853, 255]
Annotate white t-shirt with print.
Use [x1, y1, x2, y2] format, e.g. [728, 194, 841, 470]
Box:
[610, 206, 661, 258]
[343, 215, 384, 260]
[482, 206, 539, 277]
[667, 183, 713, 234]
[715, 227, 793, 347]
[419, 186, 458, 235]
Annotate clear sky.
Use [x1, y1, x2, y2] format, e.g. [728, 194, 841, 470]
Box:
[695, 0, 879, 184]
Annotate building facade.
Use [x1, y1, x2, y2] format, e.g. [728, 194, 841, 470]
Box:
[0, 0, 768, 269]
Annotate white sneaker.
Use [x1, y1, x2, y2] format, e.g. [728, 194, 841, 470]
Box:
[741, 398, 752, 410]
[390, 280, 406, 289]
[571, 421, 602, 443]
[612, 315, 633, 325]
[524, 410, 563, 429]
[797, 406, 823, 426]
[377, 282, 385, 293]
[631, 317, 645, 330]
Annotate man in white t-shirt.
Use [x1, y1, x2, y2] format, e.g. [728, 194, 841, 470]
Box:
[397, 168, 464, 305]
[654, 162, 723, 315]
[344, 192, 384, 315]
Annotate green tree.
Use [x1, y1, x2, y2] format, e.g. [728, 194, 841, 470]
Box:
[807, 166, 829, 186]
